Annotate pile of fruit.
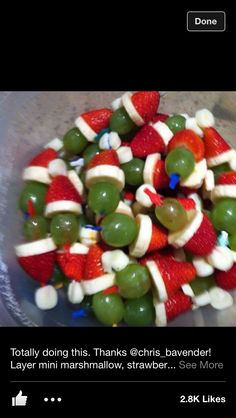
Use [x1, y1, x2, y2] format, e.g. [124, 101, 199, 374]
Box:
[15, 91, 236, 326]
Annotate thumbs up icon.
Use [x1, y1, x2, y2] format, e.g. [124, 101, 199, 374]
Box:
[12, 390, 28, 406]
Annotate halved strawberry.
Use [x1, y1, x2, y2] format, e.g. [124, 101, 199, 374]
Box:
[131, 91, 160, 123]
[81, 108, 112, 133]
[167, 129, 205, 162]
[131, 125, 165, 158]
[153, 160, 169, 190]
[88, 149, 119, 169]
[18, 251, 55, 284]
[84, 244, 105, 280]
[147, 224, 168, 252]
[28, 148, 57, 167]
[45, 175, 82, 204]
[215, 264, 236, 290]
[57, 253, 86, 282]
[152, 113, 169, 123]
[165, 291, 192, 321]
[184, 214, 217, 256]
[217, 171, 236, 185]
[203, 127, 231, 158]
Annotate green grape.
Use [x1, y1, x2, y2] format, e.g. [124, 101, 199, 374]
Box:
[23, 215, 49, 240]
[51, 265, 69, 287]
[229, 232, 236, 251]
[116, 264, 151, 299]
[50, 214, 79, 246]
[165, 115, 186, 134]
[155, 198, 188, 231]
[63, 127, 88, 155]
[92, 292, 124, 325]
[119, 126, 139, 140]
[212, 163, 230, 181]
[190, 276, 215, 296]
[124, 294, 155, 326]
[212, 198, 236, 234]
[80, 170, 86, 186]
[110, 107, 136, 135]
[19, 182, 48, 215]
[83, 143, 100, 166]
[165, 147, 195, 180]
[185, 251, 193, 262]
[88, 182, 120, 215]
[101, 213, 138, 247]
[121, 158, 145, 186]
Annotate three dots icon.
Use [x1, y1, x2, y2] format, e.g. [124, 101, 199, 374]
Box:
[44, 397, 62, 403]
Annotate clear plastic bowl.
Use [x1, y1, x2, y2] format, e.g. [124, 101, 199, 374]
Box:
[0, 91, 236, 326]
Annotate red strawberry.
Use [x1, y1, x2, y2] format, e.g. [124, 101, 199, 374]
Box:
[184, 214, 216, 256]
[155, 255, 196, 297]
[147, 224, 168, 253]
[167, 129, 205, 162]
[217, 171, 236, 185]
[131, 125, 165, 158]
[153, 160, 169, 190]
[84, 244, 105, 280]
[18, 251, 55, 284]
[45, 175, 82, 204]
[176, 198, 196, 210]
[81, 108, 112, 133]
[88, 149, 119, 169]
[131, 91, 160, 123]
[57, 252, 87, 282]
[121, 141, 131, 147]
[215, 264, 236, 290]
[165, 291, 192, 321]
[203, 127, 231, 159]
[28, 148, 57, 167]
[152, 113, 169, 123]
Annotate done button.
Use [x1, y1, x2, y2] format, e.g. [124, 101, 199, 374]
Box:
[187, 11, 226, 32]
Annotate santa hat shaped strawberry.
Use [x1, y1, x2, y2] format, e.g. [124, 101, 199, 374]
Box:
[130, 120, 173, 158]
[143, 153, 170, 190]
[215, 263, 236, 290]
[85, 149, 125, 191]
[129, 214, 168, 258]
[204, 127, 235, 167]
[144, 254, 196, 302]
[122, 91, 160, 126]
[75, 108, 112, 142]
[211, 171, 236, 201]
[15, 237, 56, 284]
[45, 175, 83, 217]
[168, 211, 217, 257]
[82, 244, 115, 295]
[57, 243, 89, 282]
[22, 148, 57, 184]
[154, 291, 193, 326]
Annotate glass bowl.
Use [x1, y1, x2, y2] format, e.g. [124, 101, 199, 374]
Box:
[0, 91, 236, 326]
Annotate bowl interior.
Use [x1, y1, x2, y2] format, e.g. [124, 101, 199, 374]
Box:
[0, 91, 236, 326]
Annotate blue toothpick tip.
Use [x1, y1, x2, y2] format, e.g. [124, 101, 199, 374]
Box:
[72, 309, 87, 319]
[85, 224, 102, 232]
[23, 212, 30, 220]
[169, 174, 180, 190]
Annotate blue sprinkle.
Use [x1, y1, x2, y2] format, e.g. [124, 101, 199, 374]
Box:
[85, 224, 102, 232]
[23, 212, 30, 220]
[95, 128, 110, 142]
[72, 309, 87, 318]
[217, 231, 229, 247]
[169, 173, 180, 190]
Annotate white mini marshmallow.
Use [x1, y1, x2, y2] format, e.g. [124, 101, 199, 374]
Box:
[209, 286, 233, 310]
[68, 281, 84, 304]
[193, 256, 214, 277]
[207, 246, 234, 271]
[117, 146, 133, 164]
[111, 97, 122, 111]
[185, 117, 204, 137]
[44, 137, 63, 151]
[99, 132, 121, 150]
[195, 109, 215, 128]
[204, 169, 215, 191]
[192, 291, 211, 307]
[35, 285, 58, 310]
[229, 151, 236, 170]
[48, 159, 67, 177]
[79, 227, 99, 247]
[102, 250, 129, 273]
[136, 184, 157, 208]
